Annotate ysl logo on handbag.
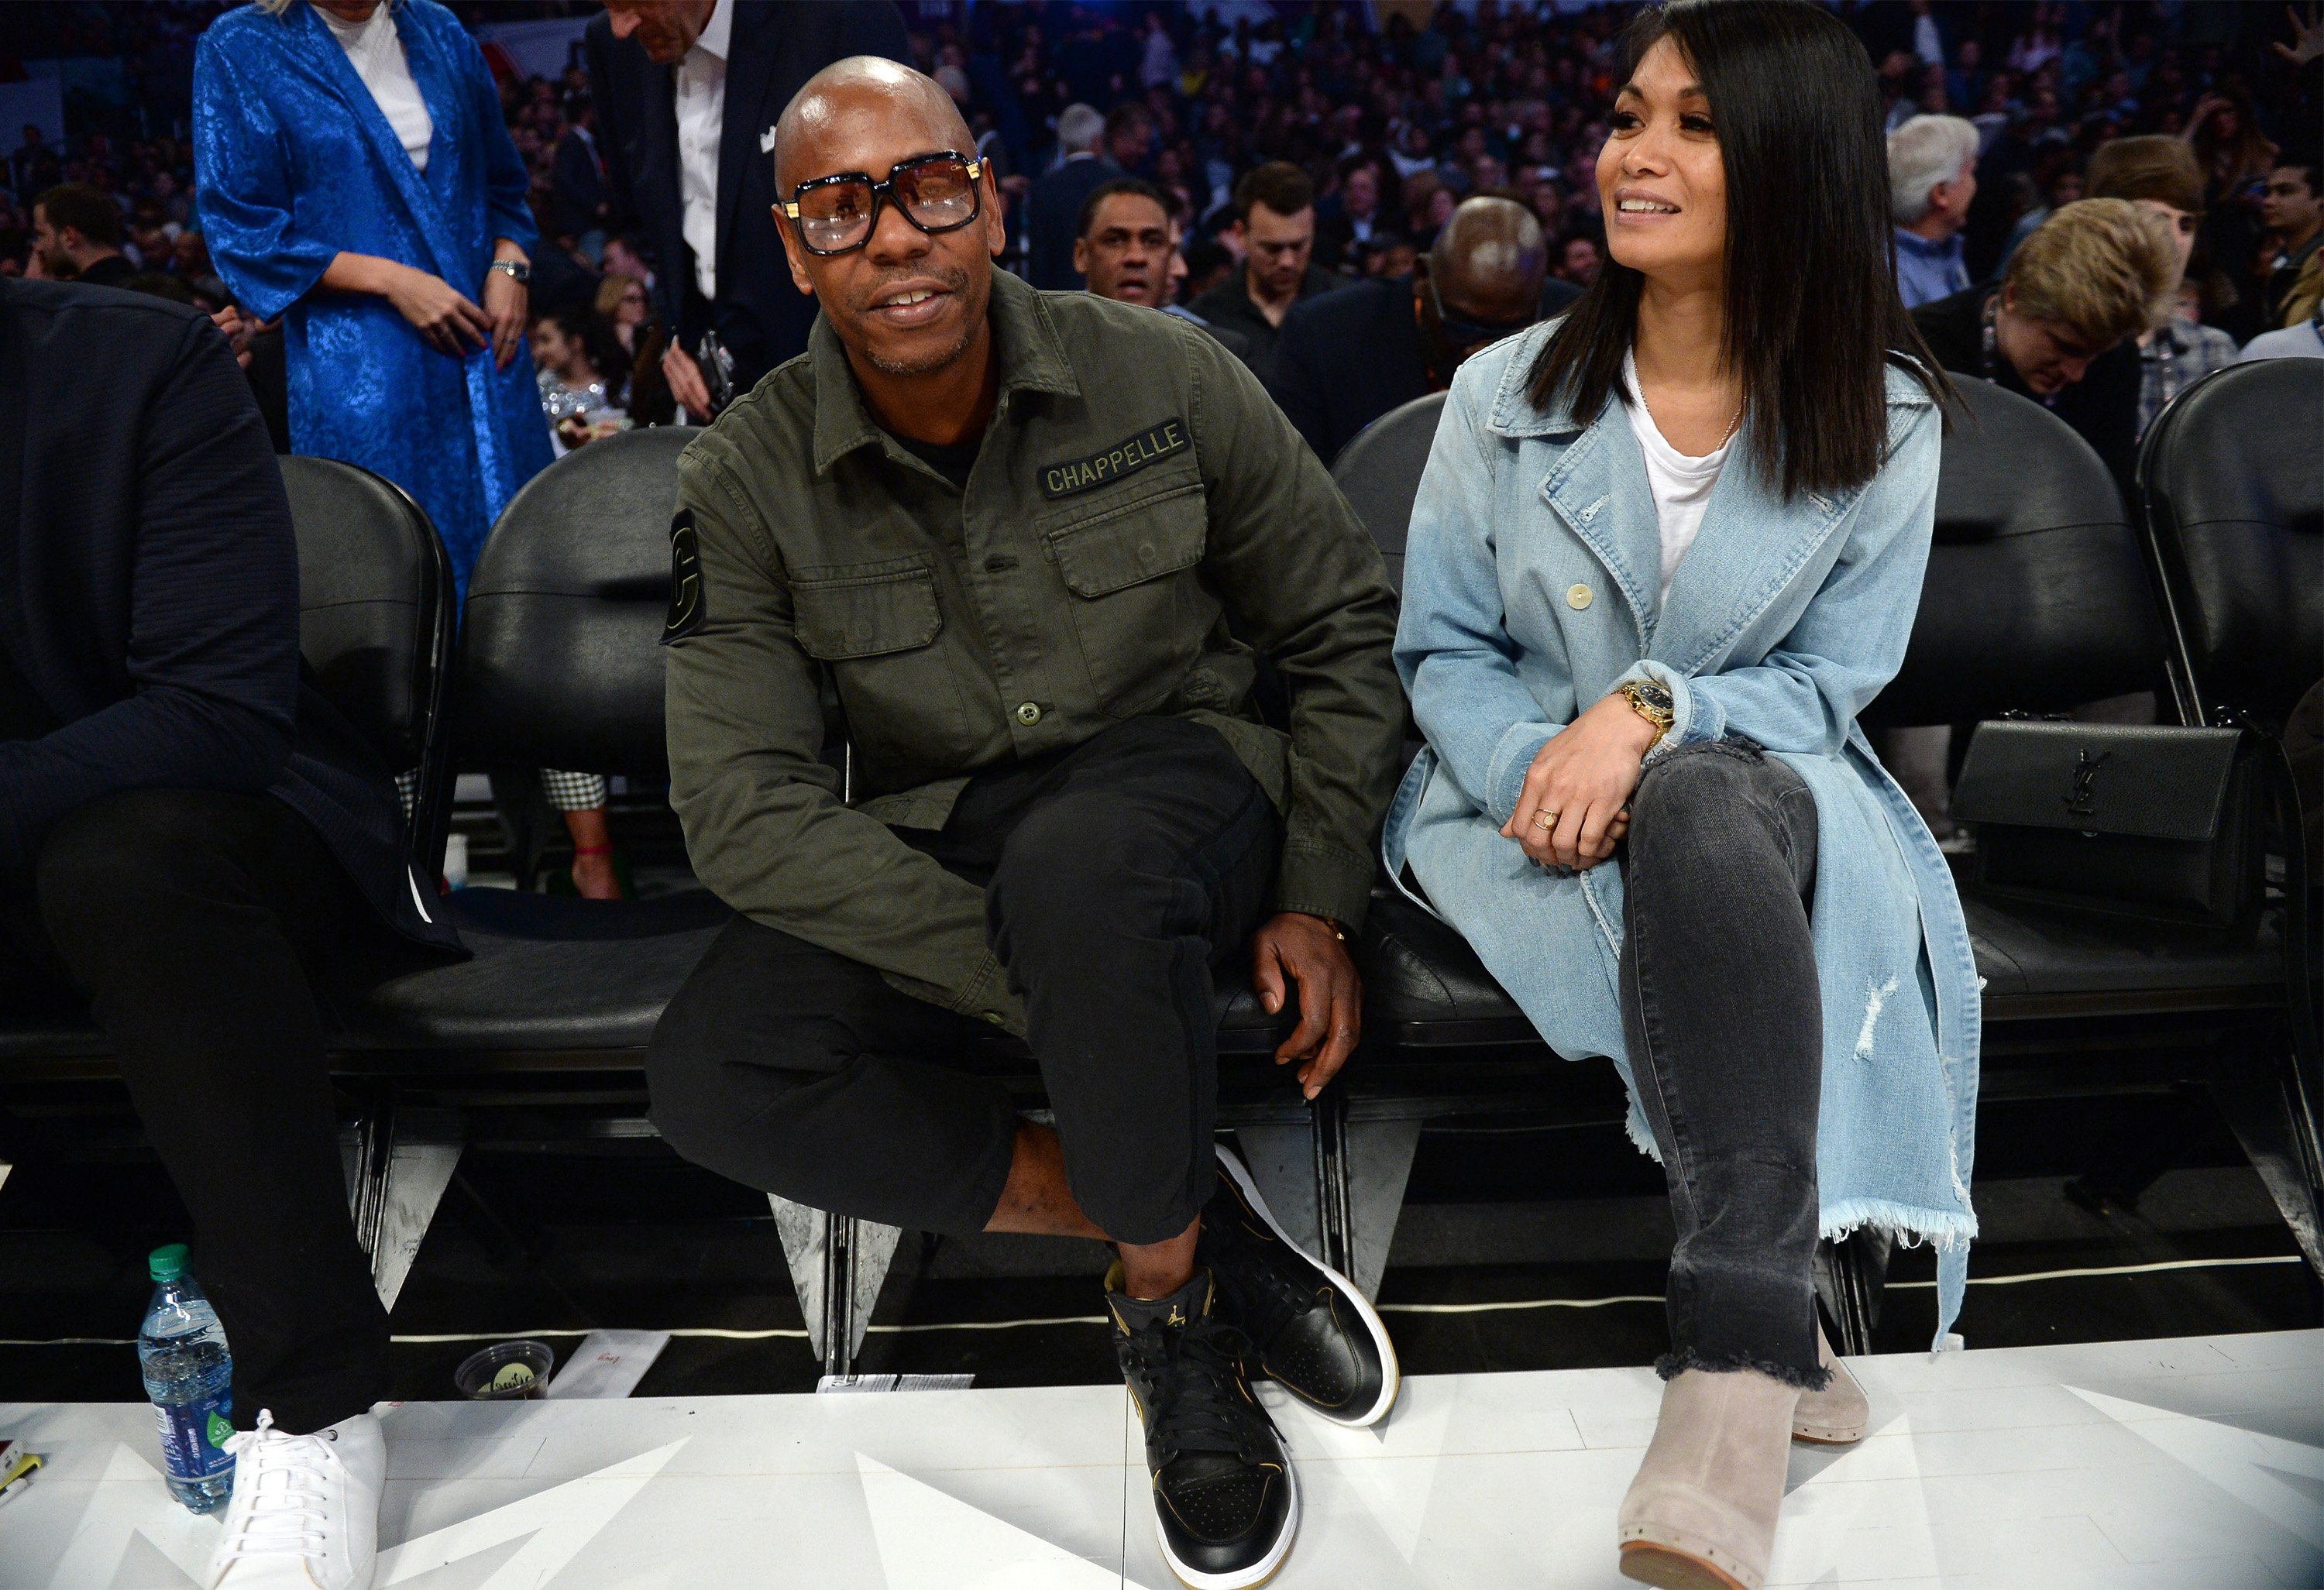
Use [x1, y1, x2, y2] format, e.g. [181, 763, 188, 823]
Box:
[2063, 749, 2111, 818]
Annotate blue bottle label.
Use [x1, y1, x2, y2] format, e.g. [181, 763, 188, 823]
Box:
[151, 1394, 235, 1480]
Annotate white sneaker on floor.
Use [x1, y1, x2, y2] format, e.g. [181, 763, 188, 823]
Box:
[208, 1408, 383, 1590]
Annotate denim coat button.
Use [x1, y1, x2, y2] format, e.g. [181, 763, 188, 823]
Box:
[1566, 583, 1593, 610]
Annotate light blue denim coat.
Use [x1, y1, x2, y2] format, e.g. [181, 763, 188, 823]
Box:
[1383, 325, 1980, 1341]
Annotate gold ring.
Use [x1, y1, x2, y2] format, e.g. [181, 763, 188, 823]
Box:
[1533, 810, 1559, 829]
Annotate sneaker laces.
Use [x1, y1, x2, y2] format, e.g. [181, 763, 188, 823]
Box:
[1124, 1312, 1274, 1466]
[1205, 1215, 1322, 1345]
[218, 1410, 337, 1563]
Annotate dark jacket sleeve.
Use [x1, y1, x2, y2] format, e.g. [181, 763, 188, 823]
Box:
[0, 315, 300, 869]
[585, 19, 641, 241]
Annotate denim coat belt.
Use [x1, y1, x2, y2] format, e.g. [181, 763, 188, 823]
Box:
[1382, 323, 1981, 1344]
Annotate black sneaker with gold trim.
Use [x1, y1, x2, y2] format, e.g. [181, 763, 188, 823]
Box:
[1198, 1144, 1400, 1427]
[1107, 1265, 1298, 1589]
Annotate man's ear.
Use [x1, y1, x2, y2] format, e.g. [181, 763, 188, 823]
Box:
[982, 165, 1007, 259]
[770, 208, 816, 296]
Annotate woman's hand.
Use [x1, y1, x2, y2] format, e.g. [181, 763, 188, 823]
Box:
[2181, 92, 2228, 141]
[379, 261, 493, 356]
[662, 342, 715, 422]
[1501, 692, 1659, 870]
[480, 262, 528, 370]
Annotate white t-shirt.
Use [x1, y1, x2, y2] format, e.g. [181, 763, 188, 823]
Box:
[676, 0, 732, 303]
[1621, 348, 1731, 602]
[321, 4, 431, 174]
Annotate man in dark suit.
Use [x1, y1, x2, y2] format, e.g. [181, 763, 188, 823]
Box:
[588, 0, 909, 417]
[1025, 101, 1122, 290]
[0, 278, 464, 1588]
[30, 182, 134, 288]
[1268, 195, 1558, 463]
[1188, 161, 1351, 378]
[551, 92, 610, 250]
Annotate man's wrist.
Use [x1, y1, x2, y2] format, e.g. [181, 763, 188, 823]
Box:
[1274, 908, 1346, 943]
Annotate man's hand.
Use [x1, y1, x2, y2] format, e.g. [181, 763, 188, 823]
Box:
[209, 306, 253, 369]
[1250, 911, 1362, 1100]
[2274, 4, 2324, 67]
[663, 342, 715, 421]
[1502, 692, 1653, 870]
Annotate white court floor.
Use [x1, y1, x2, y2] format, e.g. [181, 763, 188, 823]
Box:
[2, 1329, 2320, 1590]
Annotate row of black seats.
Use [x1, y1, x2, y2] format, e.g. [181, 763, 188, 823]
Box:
[2, 360, 2315, 1354]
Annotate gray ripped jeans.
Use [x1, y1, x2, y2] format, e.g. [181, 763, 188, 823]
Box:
[1619, 737, 1828, 1389]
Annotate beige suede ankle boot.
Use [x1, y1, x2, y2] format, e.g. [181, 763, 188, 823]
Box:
[1790, 1323, 1867, 1445]
[1616, 1367, 1800, 1590]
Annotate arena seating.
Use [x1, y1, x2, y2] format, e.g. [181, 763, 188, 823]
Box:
[3, 365, 2314, 1362]
[2136, 359, 2324, 1272]
[1329, 376, 2316, 1344]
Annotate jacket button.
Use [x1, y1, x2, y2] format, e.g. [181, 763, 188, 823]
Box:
[1015, 701, 1043, 726]
[1566, 583, 1593, 610]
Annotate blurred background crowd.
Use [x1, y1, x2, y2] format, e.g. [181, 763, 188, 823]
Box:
[2, 2, 2314, 343]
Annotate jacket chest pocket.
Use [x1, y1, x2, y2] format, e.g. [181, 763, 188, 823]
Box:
[790, 560, 971, 758]
[1041, 480, 1208, 717]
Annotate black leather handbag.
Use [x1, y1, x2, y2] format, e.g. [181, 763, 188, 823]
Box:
[1950, 719, 2265, 934]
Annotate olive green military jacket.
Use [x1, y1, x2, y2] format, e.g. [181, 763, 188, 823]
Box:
[662, 270, 1403, 1032]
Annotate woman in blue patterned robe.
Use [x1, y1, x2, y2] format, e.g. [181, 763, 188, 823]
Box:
[193, 0, 555, 600]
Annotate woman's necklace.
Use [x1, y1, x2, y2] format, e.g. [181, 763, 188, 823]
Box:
[1636, 376, 1744, 453]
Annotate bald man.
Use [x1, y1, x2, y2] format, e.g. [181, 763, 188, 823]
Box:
[646, 60, 1403, 1588]
[1268, 194, 1566, 462]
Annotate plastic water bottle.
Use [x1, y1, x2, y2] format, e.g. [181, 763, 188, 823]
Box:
[138, 1244, 236, 1514]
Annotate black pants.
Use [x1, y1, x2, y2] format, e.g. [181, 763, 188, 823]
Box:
[648, 717, 1281, 1246]
[1618, 740, 1826, 1386]
[1, 789, 393, 1434]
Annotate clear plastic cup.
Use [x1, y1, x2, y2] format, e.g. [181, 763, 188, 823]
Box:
[454, 1341, 556, 1401]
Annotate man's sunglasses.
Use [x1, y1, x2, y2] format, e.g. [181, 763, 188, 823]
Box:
[780, 151, 985, 256]
[1426, 271, 1534, 348]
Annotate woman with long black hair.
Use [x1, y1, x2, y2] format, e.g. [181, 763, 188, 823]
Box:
[1384, 5, 1975, 1586]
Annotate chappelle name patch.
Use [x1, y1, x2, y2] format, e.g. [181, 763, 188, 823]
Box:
[1039, 419, 1189, 500]
[660, 510, 704, 644]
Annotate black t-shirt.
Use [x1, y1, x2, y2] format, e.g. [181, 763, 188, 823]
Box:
[885, 428, 983, 489]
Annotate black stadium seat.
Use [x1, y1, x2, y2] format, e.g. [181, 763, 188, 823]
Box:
[1329, 391, 1446, 592]
[1326, 392, 1544, 1046]
[337, 426, 730, 1069]
[1863, 376, 2163, 731]
[280, 456, 458, 871]
[2137, 359, 2324, 1270]
[2137, 358, 2324, 733]
[0, 457, 455, 1070]
[1893, 378, 2281, 1020]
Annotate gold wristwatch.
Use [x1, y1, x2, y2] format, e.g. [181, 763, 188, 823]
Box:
[1619, 682, 1675, 747]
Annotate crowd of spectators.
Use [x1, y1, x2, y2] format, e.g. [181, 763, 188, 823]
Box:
[0, 1, 2315, 410]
